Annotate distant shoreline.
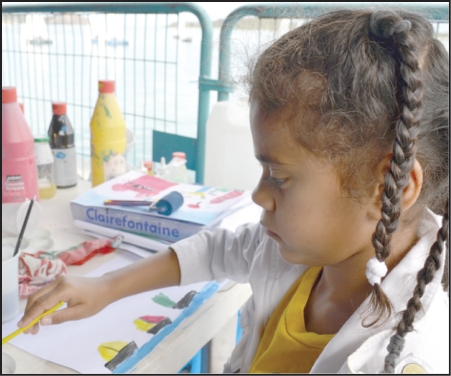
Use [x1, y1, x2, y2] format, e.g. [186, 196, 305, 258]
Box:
[2, 13, 449, 40]
[170, 18, 284, 31]
[2, 13, 89, 25]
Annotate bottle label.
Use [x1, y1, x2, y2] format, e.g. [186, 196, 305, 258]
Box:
[34, 143, 54, 165]
[52, 147, 78, 187]
[4, 175, 25, 192]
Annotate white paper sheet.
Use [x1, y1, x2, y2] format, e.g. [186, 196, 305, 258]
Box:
[2, 253, 214, 374]
[74, 220, 171, 252]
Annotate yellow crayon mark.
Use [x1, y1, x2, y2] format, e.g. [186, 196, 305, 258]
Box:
[133, 318, 156, 332]
[97, 341, 128, 362]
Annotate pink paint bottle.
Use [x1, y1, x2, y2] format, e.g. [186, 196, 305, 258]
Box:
[2, 87, 39, 203]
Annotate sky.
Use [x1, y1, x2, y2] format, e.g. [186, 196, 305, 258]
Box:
[3, 2, 448, 22]
[1, 2, 264, 22]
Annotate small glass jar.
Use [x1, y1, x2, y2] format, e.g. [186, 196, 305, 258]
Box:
[34, 135, 57, 199]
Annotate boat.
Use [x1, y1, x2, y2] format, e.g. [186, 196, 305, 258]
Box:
[25, 14, 52, 45]
[28, 36, 52, 45]
[173, 16, 192, 43]
[105, 37, 129, 46]
[92, 35, 128, 46]
[174, 36, 192, 42]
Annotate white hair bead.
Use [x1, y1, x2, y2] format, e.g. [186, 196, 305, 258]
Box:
[366, 256, 388, 286]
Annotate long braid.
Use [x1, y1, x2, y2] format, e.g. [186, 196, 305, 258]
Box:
[442, 209, 449, 290]
[249, 7, 448, 374]
[367, 10, 449, 373]
[366, 10, 422, 326]
[383, 199, 449, 373]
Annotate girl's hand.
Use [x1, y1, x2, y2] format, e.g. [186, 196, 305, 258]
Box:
[17, 248, 181, 335]
[17, 275, 112, 335]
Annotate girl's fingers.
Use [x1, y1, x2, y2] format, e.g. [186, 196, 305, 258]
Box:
[23, 325, 36, 334]
[38, 303, 88, 326]
[24, 278, 63, 310]
[31, 324, 40, 335]
[18, 283, 67, 328]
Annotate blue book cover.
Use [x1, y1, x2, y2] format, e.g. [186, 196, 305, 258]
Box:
[70, 171, 251, 243]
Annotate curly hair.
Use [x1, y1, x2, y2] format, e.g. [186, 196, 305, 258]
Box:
[248, 8, 449, 373]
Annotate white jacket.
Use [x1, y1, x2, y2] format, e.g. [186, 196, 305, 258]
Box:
[172, 208, 449, 373]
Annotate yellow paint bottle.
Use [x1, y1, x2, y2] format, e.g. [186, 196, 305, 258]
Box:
[90, 80, 127, 187]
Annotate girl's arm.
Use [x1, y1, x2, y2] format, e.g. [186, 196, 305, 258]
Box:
[17, 248, 180, 334]
[173, 222, 265, 286]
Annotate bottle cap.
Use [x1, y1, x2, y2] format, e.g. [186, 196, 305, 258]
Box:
[34, 134, 50, 143]
[52, 102, 67, 115]
[143, 161, 154, 169]
[2, 87, 17, 103]
[98, 80, 115, 93]
[19, 103, 24, 113]
[172, 152, 186, 160]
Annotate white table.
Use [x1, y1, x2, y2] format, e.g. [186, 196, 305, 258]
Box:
[2, 180, 253, 374]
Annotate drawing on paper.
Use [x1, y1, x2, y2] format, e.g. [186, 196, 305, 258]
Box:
[112, 175, 177, 198]
[152, 293, 176, 308]
[210, 189, 244, 204]
[152, 290, 197, 309]
[133, 315, 172, 334]
[173, 290, 197, 309]
[97, 340, 138, 371]
[147, 317, 172, 334]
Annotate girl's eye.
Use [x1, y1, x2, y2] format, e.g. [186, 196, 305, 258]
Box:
[264, 176, 287, 188]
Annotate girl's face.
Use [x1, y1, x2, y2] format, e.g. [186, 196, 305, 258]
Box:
[250, 101, 378, 266]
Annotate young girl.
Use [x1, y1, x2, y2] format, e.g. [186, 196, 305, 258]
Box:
[18, 8, 449, 374]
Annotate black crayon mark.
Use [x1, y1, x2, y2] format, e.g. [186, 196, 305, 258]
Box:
[172, 290, 197, 309]
[147, 317, 172, 334]
[104, 341, 138, 371]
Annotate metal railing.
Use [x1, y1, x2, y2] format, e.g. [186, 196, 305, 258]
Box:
[2, 2, 226, 184]
[2, 3, 449, 182]
[217, 2, 449, 101]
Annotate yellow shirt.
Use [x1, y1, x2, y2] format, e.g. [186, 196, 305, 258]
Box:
[249, 267, 335, 373]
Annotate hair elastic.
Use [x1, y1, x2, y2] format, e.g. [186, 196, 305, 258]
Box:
[369, 10, 412, 39]
[366, 256, 388, 286]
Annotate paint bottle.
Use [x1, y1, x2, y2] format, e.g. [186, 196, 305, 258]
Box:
[2, 87, 39, 203]
[90, 80, 127, 187]
[48, 102, 77, 188]
[143, 160, 154, 175]
[34, 135, 57, 199]
[166, 152, 190, 183]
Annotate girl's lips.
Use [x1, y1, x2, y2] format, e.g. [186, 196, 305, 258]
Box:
[266, 228, 281, 240]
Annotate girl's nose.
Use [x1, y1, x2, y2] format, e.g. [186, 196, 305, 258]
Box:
[252, 179, 275, 212]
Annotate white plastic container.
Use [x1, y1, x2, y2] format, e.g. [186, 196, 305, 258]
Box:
[204, 101, 261, 191]
[34, 135, 57, 199]
[2, 352, 16, 374]
[156, 153, 190, 184]
[2, 200, 44, 238]
[2, 246, 20, 323]
[166, 152, 190, 183]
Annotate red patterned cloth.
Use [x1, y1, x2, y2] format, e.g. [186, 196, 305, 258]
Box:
[19, 236, 122, 298]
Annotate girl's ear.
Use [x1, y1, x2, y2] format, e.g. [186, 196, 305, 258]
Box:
[401, 158, 423, 211]
[368, 155, 423, 219]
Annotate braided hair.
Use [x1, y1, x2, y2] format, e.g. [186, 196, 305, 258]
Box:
[367, 10, 449, 373]
[249, 7, 449, 374]
[366, 10, 422, 327]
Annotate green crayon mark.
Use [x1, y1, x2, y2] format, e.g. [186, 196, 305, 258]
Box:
[152, 293, 176, 308]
